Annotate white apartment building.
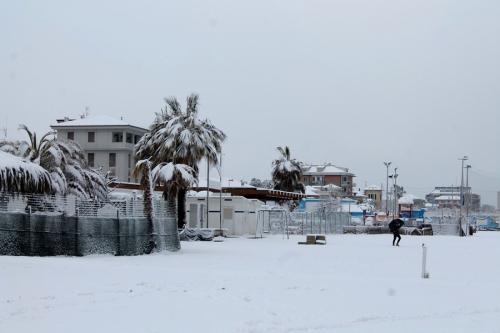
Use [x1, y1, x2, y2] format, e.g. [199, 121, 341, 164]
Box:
[51, 115, 148, 183]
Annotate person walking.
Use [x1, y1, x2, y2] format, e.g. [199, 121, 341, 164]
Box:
[389, 218, 404, 246]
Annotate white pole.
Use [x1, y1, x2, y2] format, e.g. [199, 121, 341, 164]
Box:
[421, 243, 429, 279]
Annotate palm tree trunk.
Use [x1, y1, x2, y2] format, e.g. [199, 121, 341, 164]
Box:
[142, 172, 153, 228]
[177, 188, 187, 228]
[165, 192, 181, 251]
[142, 173, 156, 254]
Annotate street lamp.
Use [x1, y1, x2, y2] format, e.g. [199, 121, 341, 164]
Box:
[392, 167, 399, 218]
[215, 151, 224, 232]
[458, 156, 468, 236]
[383, 161, 391, 216]
[465, 164, 471, 221]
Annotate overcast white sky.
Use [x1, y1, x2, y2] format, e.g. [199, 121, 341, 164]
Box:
[1, 0, 500, 204]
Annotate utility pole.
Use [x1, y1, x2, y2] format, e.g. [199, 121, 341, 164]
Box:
[393, 167, 399, 218]
[458, 156, 468, 236]
[384, 161, 392, 216]
[219, 152, 223, 231]
[206, 157, 210, 229]
[465, 164, 471, 222]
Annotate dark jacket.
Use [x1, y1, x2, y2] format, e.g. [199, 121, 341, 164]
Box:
[389, 219, 404, 232]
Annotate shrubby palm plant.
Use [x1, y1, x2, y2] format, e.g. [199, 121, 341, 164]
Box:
[271, 146, 304, 193]
[136, 93, 226, 228]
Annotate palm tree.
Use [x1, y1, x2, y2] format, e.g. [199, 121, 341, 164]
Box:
[0, 150, 52, 193]
[271, 146, 304, 193]
[132, 159, 154, 221]
[1, 125, 107, 200]
[151, 162, 196, 251]
[17, 124, 55, 162]
[136, 93, 226, 228]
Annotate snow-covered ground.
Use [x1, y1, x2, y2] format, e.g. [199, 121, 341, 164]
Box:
[1, 233, 500, 333]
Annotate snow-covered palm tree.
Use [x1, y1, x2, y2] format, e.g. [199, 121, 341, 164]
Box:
[271, 146, 304, 193]
[42, 140, 108, 200]
[132, 159, 154, 219]
[136, 94, 226, 227]
[17, 124, 55, 162]
[0, 125, 107, 200]
[151, 162, 197, 250]
[0, 150, 53, 194]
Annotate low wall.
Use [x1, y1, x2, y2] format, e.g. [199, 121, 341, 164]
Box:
[0, 212, 179, 256]
[343, 226, 391, 234]
[343, 226, 434, 235]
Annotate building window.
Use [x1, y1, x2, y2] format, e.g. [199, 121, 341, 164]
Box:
[342, 176, 348, 182]
[112, 132, 123, 142]
[88, 132, 95, 142]
[126, 133, 133, 143]
[128, 154, 131, 168]
[87, 153, 95, 167]
[109, 153, 116, 167]
[134, 135, 141, 144]
[67, 132, 74, 140]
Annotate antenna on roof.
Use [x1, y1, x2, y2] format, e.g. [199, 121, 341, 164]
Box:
[1, 127, 7, 139]
[81, 106, 89, 119]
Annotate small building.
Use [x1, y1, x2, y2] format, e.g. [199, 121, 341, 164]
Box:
[364, 185, 382, 209]
[185, 193, 264, 236]
[398, 195, 425, 219]
[51, 115, 148, 183]
[301, 163, 355, 196]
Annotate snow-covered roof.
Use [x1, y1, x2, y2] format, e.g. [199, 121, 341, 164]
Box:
[398, 195, 415, 205]
[340, 203, 364, 213]
[303, 184, 342, 198]
[301, 163, 354, 176]
[364, 185, 381, 191]
[51, 115, 147, 131]
[197, 177, 257, 189]
[304, 186, 319, 196]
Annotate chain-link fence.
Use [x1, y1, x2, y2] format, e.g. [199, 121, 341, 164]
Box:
[0, 192, 172, 218]
[0, 192, 179, 256]
[256, 209, 351, 236]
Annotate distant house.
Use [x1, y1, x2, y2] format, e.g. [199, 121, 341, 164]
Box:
[51, 115, 148, 183]
[426, 186, 480, 211]
[301, 163, 355, 196]
[364, 185, 382, 209]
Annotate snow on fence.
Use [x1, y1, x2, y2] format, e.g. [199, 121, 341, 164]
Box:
[258, 210, 351, 236]
[0, 192, 179, 256]
[0, 192, 172, 218]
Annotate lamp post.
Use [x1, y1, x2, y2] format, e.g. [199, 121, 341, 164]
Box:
[458, 156, 468, 236]
[217, 152, 223, 231]
[465, 164, 471, 225]
[206, 157, 210, 229]
[393, 167, 399, 218]
[383, 161, 392, 216]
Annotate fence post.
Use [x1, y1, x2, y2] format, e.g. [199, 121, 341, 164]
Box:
[74, 213, 80, 256]
[27, 204, 32, 256]
[115, 209, 121, 256]
[310, 212, 313, 234]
